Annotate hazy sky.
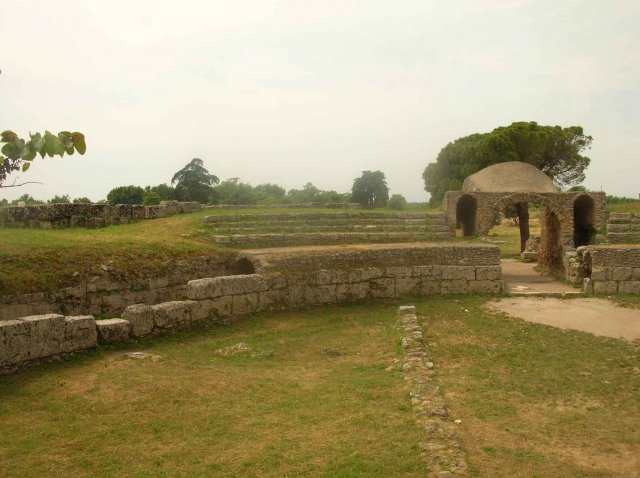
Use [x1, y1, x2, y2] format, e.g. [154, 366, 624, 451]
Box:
[2, 0, 639, 202]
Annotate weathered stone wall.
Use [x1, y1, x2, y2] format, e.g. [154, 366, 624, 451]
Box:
[581, 246, 640, 294]
[0, 256, 233, 321]
[207, 202, 360, 209]
[0, 201, 201, 229]
[1, 244, 503, 372]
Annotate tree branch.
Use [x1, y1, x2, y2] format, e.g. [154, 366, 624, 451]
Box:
[0, 179, 43, 188]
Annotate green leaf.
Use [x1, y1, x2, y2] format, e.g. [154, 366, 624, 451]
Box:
[21, 148, 37, 161]
[1, 140, 25, 160]
[22, 162, 31, 172]
[71, 132, 86, 154]
[43, 131, 65, 157]
[1, 130, 18, 143]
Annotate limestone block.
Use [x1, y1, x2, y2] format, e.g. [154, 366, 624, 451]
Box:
[385, 266, 413, 278]
[583, 278, 593, 294]
[441, 280, 468, 294]
[258, 290, 284, 311]
[468, 280, 502, 294]
[395, 278, 421, 296]
[63, 316, 97, 353]
[232, 293, 259, 316]
[398, 305, 416, 315]
[370, 278, 395, 298]
[265, 273, 287, 290]
[475, 266, 502, 281]
[96, 319, 130, 344]
[219, 274, 268, 295]
[148, 276, 169, 289]
[412, 266, 442, 278]
[633, 268, 640, 280]
[593, 281, 618, 294]
[187, 278, 222, 300]
[612, 267, 633, 281]
[590, 267, 610, 282]
[210, 295, 232, 317]
[618, 281, 640, 294]
[442, 266, 476, 281]
[347, 268, 383, 283]
[305, 285, 338, 305]
[418, 280, 441, 295]
[281, 285, 305, 309]
[0, 319, 30, 366]
[121, 304, 155, 337]
[151, 301, 198, 330]
[20, 314, 65, 359]
[336, 282, 369, 302]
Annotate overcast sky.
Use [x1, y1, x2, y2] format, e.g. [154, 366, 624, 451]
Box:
[2, 0, 638, 202]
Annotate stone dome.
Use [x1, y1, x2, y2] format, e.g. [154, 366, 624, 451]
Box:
[462, 161, 558, 193]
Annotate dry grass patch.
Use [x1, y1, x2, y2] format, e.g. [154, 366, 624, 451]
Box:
[0, 303, 426, 478]
[416, 296, 640, 477]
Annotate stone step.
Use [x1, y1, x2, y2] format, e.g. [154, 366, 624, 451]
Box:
[607, 223, 640, 232]
[204, 218, 433, 228]
[607, 232, 640, 243]
[209, 224, 452, 234]
[608, 213, 640, 224]
[203, 212, 436, 223]
[212, 231, 453, 247]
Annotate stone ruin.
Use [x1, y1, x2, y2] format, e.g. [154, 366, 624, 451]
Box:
[442, 161, 607, 275]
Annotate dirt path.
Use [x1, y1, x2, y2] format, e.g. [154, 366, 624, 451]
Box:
[501, 259, 579, 294]
[486, 297, 640, 341]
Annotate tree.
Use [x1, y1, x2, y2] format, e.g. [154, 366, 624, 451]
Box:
[213, 178, 256, 205]
[388, 193, 407, 210]
[48, 194, 71, 204]
[73, 197, 92, 204]
[1, 130, 86, 187]
[145, 183, 176, 201]
[107, 185, 145, 205]
[171, 158, 219, 203]
[253, 183, 286, 204]
[422, 121, 592, 205]
[143, 191, 162, 205]
[351, 170, 389, 208]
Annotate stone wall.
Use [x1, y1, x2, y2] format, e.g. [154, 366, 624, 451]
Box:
[1, 244, 503, 373]
[0, 201, 201, 229]
[207, 202, 360, 209]
[581, 246, 640, 294]
[0, 255, 233, 321]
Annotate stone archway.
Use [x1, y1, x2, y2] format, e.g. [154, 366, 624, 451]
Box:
[456, 195, 477, 237]
[573, 195, 596, 247]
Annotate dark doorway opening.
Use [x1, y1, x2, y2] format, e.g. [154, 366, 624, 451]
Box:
[573, 195, 595, 247]
[456, 195, 477, 237]
[230, 257, 256, 275]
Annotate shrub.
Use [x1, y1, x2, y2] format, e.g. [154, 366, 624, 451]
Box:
[143, 191, 162, 205]
[107, 185, 145, 205]
[388, 194, 407, 210]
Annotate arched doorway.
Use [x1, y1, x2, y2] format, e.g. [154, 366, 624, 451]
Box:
[456, 195, 477, 237]
[573, 195, 595, 247]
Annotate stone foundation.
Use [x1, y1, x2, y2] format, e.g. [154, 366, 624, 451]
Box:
[581, 245, 640, 294]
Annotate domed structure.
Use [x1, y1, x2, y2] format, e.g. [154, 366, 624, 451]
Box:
[462, 161, 558, 193]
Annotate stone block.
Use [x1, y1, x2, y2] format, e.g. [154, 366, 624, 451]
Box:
[148, 276, 169, 289]
[385, 266, 413, 278]
[412, 265, 442, 278]
[210, 295, 233, 317]
[63, 316, 97, 353]
[0, 319, 30, 366]
[593, 281, 618, 294]
[612, 267, 633, 281]
[187, 278, 222, 299]
[150, 301, 197, 330]
[475, 266, 502, 281]
[232, 293, 259, 316]
[258, 289, 284, 311]
[96, 319, 130, 344]
[590, 267, 610, 281]
[20, 314, 65, 359]
[304, 285, 338, 305]
[395, 278, 420, 296]
[281, 285, 305, 309]
[441, 279, 468, 294]
[265, 273, 287, 289]
[347, 268, 383, 283]
[442, 266, 476, 281]
[468, 280, 502, 294]
[398, 305, 416, 315]
[618, 281, 640, 294]
[370, 278, 395, 298]
[336, 282, 369, 302]
[583, 278, 593, 294]
[121, 304, 154, 337]
[219, 274, 268, 295]
[633, 268, 640, 280]
[418, 280, 441, 295]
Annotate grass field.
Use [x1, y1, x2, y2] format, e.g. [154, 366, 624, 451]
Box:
[1, 298, 638, 477]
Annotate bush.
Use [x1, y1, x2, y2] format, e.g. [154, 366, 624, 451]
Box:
[72, 197, 92, 204]
[107, 185, 145, 205]
[48, 194, 71, 204]
[143, 191, 162, 205]
[388, 194, 407, 210]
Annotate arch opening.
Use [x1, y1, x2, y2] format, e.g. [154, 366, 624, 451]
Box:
[456, 195, 477, 237]
[573, 195, 595, 247]
[230, 257, 256, 275]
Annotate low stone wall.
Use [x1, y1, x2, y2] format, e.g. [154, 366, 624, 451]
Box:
[1, 244, 503, 373]
[206, 203, 360, 209]
[0, 255, 233, 321]
[582, 246, 640, 294]
[0, 201, 201, 228]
